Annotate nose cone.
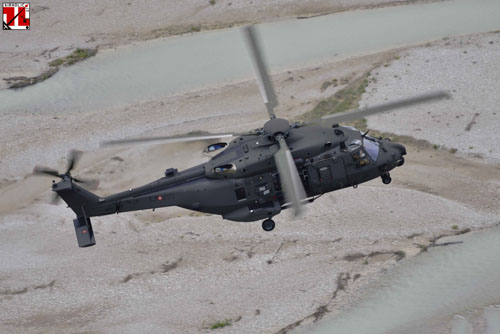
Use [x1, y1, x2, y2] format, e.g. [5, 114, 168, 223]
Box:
[386, 142, 406, 166]
[390, 142, 407, 156]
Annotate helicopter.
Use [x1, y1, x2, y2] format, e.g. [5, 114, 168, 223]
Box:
[33, 26, 449, 247]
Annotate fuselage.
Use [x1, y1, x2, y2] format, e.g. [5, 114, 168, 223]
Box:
[65, 123, 405, 223]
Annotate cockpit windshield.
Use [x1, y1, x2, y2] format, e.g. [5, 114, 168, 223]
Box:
[363, 138, 380, 161]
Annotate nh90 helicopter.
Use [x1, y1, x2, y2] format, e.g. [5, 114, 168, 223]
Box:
[34, 26, 449, 247]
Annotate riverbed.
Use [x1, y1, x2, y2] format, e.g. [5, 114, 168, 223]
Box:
[304, 228, 500, 333]
[1, 0, 500, 115]
[1, 1, 500, 333]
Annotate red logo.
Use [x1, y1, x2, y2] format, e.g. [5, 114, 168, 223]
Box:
[3, 3, 30, 30]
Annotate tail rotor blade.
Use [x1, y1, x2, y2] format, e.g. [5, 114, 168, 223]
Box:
[33, 150, 99, 200]
[66, 149, 83, 174]
[274, 137, 307, 216]
[33, 166, 61, 178]
[242, 25, 278, 119]
[309, 91, 451, 125]
[72, 177, 100, 190]
[50, 192, 61, 205]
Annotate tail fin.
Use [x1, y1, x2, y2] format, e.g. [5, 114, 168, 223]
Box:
[53, 176, 100, 217]
[53, 176, 100, 247]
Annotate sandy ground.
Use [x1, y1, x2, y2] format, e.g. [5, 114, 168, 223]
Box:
[0, 0, 423, 89]
[1, 4, 500, 334]
[1, 32, 500, 333]
[1, 144, 499, 334]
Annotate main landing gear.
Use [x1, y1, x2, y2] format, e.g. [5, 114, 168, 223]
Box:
[381, 173, 392, 185]
[262, 218, 275, 232]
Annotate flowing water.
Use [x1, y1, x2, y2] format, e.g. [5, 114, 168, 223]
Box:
[1, 0, 500, 114]
[306, 229, 500, 333]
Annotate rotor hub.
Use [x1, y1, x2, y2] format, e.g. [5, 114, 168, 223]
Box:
[263, 118, 290, 138]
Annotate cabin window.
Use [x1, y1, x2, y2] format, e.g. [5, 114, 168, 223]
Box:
[207, 142, 227, 152]
[235, 187, 247, 201]
[214, 164, 237, 174]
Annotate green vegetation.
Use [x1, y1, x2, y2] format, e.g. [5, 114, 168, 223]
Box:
[9, 47, 97, 89]
[320, 78, 338, 92]
[209, 0, 216, 4]
[66, 48, 97, 65]
[40, 68, 58, 80]
[298, 66, 447, 153]
[49, 48, 97, 67]
[210, 319, 231, 330]
[452, 225, 459, 230]
[48, 58, 64, 67]
[191, 25, 201, 32]
[7, 67, 59, 89]
[346, 118, 442, 151]
[449, 148, 457, 154]
[301, 74, 370, 121]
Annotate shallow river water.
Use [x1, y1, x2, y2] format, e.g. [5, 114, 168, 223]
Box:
[1, 0, 500, 114]
[305, 229, 500, 333]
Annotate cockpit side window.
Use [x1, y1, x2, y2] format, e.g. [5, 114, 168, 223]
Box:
[207, 142, 227, 152]
[348, 139, 362, 151]
[351, 149, 370, 168]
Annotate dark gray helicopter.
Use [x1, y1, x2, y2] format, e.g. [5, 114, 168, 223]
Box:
[33, 26, 449, 247]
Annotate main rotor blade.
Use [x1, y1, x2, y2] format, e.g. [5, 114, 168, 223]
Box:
[66, 149, 83, 174]
[100, 133, 243, 147]
[242, 25, 278, 119]
[274, 137, 307, 216]
[309, 91, 451, 125]
[33, 166, 61, 178]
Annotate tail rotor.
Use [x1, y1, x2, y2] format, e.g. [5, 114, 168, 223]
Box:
[32, 150, 99, 204]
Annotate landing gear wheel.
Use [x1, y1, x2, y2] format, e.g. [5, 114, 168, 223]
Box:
[397, 157, 405, 167]
[382, 173, 392, 185]
[262, 219, 275, 232]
